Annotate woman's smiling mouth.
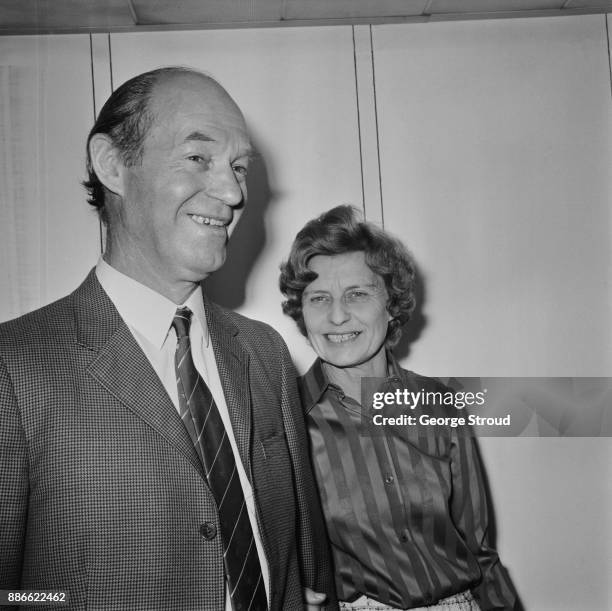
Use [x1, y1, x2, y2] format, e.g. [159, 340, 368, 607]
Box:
[326, 332, 361, 343]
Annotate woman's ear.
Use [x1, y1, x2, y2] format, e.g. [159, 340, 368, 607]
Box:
[88, 134, 126, 198]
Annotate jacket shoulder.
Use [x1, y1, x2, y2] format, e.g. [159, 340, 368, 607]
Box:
[0, 293, 76, 354]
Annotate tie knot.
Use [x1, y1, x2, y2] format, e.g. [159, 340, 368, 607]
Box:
[172, 307, 193, 339]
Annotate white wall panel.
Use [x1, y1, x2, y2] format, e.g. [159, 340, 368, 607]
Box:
[353, 25, 384, 225]
[372, 15, 612, 611]
[109, 27, 363, 372]
[478, 436, 612, 611]
[373, 15, 612, 379]
[0, 35, 100, 321]
[91, 33, 113, 120]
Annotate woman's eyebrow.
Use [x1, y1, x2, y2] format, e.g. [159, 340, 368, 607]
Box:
[345, 283, 378, 290]
[303, 288, 328, 295]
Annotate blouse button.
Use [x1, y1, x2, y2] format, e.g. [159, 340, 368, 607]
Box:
[384, 474, 394, 484]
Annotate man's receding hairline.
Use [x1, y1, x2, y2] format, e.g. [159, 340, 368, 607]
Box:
[150, 70, 236, 105]
[146, 71, 243, 125]
[136, 69, 244, 156]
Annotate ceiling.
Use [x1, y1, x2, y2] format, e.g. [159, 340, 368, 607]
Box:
[0, 0, 610, 35]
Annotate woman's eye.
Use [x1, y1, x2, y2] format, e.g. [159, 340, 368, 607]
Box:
[346, 290, 369, 301]
[308, 295, 330, 305]
[188, 154, 205, 163]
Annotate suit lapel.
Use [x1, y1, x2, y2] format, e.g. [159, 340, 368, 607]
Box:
[204, 297, 253, 480]
[72, 270, 203, 476]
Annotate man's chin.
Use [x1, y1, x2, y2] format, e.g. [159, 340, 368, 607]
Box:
[189, 255, 227, 282]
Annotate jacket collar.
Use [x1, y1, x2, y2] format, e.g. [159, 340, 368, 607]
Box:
[72, 269, 240, 351]
[72, 268, 125, 351]
[202, 294, 253, 476]
[202, 294, 240, 341]
[71, 269, 247, 478]
[299, 358, 330, 415]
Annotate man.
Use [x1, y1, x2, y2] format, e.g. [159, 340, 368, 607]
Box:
[0, 67, 334, 610]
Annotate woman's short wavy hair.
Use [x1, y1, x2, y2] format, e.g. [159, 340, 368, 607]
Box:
[279, 205, 416, 347]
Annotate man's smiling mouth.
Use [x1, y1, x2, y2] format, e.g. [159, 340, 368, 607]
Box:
[188, 214, 227, 227]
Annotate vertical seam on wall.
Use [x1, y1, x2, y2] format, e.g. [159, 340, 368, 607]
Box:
[352, 26, 366, 217]
[89, 34, 96, 119]
[127, 0, 139, 24]
[369, 25, 385, 228]
[104, 32, 114, 254]
[88, 33, 105, 254]
[108, 33, 114, 92]
[606, 15, 612, 101]
[38, 40, 48, 306]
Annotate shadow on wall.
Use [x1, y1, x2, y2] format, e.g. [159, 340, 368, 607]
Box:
[474, 439, 525, 611]
[203, 145, 274, 309]
[393, 261, 427, 363]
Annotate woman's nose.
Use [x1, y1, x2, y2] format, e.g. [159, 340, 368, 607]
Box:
[328, 299, 350, 325]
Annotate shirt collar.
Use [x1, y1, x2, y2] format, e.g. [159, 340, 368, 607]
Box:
[299, 358, 331, 414]
[300, 350, 403, 414]
[95, 257, 209, 350]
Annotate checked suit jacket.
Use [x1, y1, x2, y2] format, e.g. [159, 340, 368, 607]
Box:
[0, 270, 335, 610]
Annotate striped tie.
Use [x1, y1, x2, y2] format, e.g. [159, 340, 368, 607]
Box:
[172, 307, 267, 611]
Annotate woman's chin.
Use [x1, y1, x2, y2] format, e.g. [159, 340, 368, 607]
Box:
[322, 353, 373, 370]
[320, 343, 387, 373]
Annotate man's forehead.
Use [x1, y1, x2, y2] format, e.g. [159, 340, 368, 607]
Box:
[151, 73, 239, 113]
[146, 73, 242, 123]
[143, 74, 251, 151]
[153, 71, 221, 95]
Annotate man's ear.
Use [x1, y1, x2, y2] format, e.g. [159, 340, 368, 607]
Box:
[89, 134, 126, 197]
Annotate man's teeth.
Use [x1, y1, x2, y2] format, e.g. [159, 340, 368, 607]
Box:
[190, 215, 225, 226]
[327, 332, 360, 343]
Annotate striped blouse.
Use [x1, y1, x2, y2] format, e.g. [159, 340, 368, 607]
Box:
[300, 355, 517, 610]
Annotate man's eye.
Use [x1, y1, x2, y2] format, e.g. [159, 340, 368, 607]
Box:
[187, 154, 205, 163]
[233, 164, 248, 177]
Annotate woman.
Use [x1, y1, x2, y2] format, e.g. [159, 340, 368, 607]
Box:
[279, 206, 517, 611]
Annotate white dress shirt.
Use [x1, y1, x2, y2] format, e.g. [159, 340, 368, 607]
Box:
[96, 258, 269, 609]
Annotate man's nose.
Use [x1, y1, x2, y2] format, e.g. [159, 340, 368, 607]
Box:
[206, 165, 245, 207]
[328, 299, 350, 325]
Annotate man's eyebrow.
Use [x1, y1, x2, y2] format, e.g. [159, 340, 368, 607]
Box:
[183, 131, 256, 159]
[184, 131, 215, 143]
